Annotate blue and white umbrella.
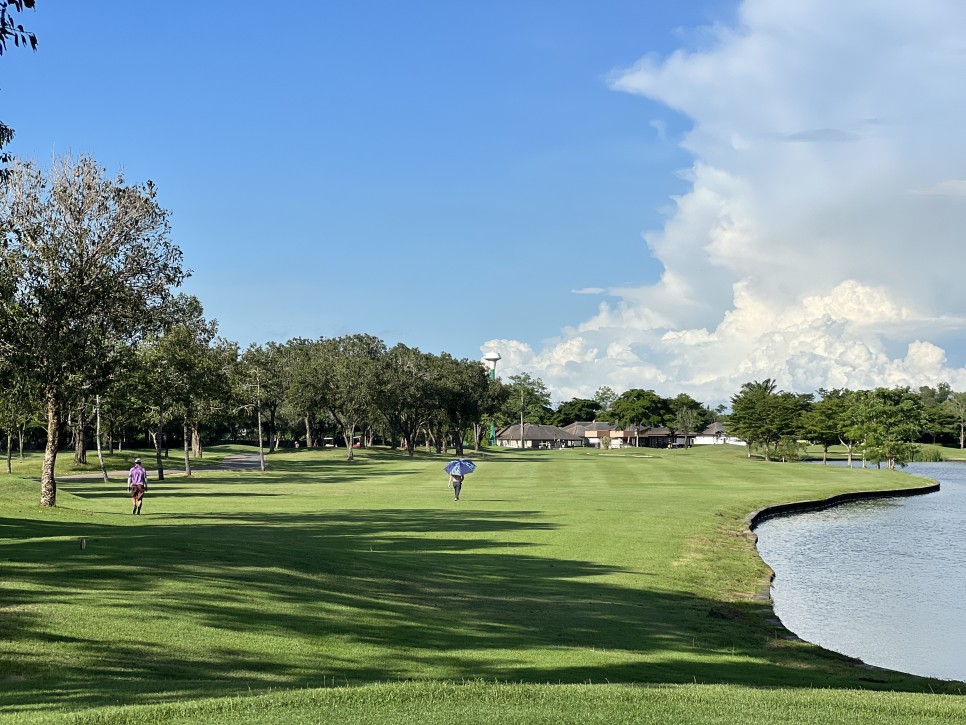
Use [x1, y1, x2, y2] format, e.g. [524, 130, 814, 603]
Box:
[444, 459, 477, 475]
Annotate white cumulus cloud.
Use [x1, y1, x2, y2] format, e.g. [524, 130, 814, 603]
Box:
[484, 0, 966, 405]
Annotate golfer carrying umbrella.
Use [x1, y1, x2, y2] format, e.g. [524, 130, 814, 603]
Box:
[444, 458, 476, 501]
[127, 458, 148, 515]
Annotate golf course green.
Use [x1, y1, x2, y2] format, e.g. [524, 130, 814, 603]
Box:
[1, 444, 964, 724]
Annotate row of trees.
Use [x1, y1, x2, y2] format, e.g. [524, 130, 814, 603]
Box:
[729, 380, 966, 469]
[5, 154, 966, 510]
[0, 148, 567, 511]
[532, 385, 719, 445]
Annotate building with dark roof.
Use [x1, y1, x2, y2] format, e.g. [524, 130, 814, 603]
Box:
[495, 424, 585, 449]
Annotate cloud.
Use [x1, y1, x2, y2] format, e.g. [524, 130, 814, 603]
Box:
[483, 0, 966, 405]
[769, 128, 865, 143]
[908, 179, 966, 197]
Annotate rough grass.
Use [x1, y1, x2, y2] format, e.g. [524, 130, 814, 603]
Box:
[1, 444, 963, 723]
[8, 682, 966, 725]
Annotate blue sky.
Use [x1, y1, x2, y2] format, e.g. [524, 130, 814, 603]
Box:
[5, 1, 966, 405]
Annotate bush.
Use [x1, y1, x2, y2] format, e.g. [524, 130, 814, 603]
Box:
[912, 446, 945, 462]
[774, 437, 805, 462]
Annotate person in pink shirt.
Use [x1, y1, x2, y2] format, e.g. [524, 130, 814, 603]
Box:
[127, 458, 148, 515]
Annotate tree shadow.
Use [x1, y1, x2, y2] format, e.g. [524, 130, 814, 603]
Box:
[0, 508, 951, 715]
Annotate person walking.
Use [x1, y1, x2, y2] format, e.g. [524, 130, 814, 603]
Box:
[127, 458, 148, 515]
[450, 473, 464, 501]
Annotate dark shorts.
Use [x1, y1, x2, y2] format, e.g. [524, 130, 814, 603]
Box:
[130, 484, 145, 500]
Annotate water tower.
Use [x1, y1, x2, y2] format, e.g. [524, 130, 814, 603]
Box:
[482, 350, 501, 380]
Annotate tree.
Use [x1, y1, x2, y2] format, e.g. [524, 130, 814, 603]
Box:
[242, 342, 288, 452]
[0, 365, 40, 472]
[474, 374, 507, 450]
[283, 338, 326, 449]
[378, 343, 434, 455]
[0, 1, 35, 54]
[593, 386, 617, 419]
[668, 393, 711, 448]
[131, 329, 179, 481]
[802, 388, 852, 464]
[318, 334, 385, 461]
[0, 155, 187, 506]
[852, 387, 924, 470]
[729, 380, 811, 461]
[502, 373, 550, 424]
[550, 398, 601, 427]
[945, 392, 966, 449]
[610, 389, 670, 430]
[674, 407, 701, 448]
[434, 354, 489, 456]
[500, 373, 550, 450]
[147, 296, 226, 476]
[237, 347, 273, 470]
[918, 384, 954, 444]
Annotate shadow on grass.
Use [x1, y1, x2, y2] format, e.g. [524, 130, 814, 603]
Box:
[59, 466, 421, 497]
[0, 507, 950, 715]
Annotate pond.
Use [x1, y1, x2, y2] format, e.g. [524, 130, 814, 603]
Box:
[754, 461, 966, 682]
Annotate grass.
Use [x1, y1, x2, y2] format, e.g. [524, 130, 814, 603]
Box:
[0, 442, 243, 479]
[1, 443, 964, 723]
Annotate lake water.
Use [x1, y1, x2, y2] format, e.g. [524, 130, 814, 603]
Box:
[754, 461, 966, 682]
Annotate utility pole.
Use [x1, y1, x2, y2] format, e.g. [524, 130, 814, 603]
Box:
[255, 372, 266, 472]
[483, 351, 501, 446]
[520, 389, 525, 450]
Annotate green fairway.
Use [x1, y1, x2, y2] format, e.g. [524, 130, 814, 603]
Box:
[2, 444, 964, 723]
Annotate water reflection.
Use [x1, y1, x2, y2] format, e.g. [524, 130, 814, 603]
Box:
[755, 462, 966, 682]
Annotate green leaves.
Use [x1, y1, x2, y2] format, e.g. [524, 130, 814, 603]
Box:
[0, 154, 188, 504]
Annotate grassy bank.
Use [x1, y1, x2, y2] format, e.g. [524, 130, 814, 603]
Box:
[1, 444, 963, 723]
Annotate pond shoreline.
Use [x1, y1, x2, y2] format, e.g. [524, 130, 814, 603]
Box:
[747, 480, 941, 531]
[746, 480, 940, 594]
[747, 475, 952, 679]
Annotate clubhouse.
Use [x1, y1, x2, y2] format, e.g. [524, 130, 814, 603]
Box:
[495, 421, 743, 449]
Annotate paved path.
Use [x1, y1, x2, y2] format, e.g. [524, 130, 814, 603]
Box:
[202, 453, 262, 471]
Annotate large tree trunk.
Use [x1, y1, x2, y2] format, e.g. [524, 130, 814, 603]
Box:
[73, 402, 87, 465]
[41, 390, 60, 507]
[343, 422, 356, 461]
[192, 426, 202, 458]
[6, 432, 11, 474]
[183, 419, 192, 477]
[840, 438, 855, 469]
[304, 415, 313, 448]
